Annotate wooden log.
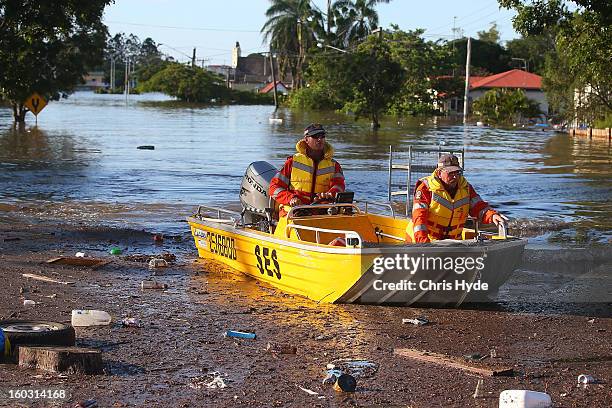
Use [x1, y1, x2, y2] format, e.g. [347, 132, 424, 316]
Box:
[394, 348, 514, 377]
[18, 346, 104, 374]
[22, 273, 75, 285]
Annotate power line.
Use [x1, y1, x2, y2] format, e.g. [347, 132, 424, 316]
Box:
[104, 20, 260, 33]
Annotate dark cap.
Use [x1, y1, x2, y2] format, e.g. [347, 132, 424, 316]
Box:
[304, 123, 326, 137]
[437, 154, 462, 172]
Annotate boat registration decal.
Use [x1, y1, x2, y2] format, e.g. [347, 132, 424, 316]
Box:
[254, 245, 281, 280]
[208, 232, 237, 260]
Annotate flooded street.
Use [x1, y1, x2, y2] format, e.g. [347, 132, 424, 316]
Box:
[0, 92, 610, 244]
[0, 93, 610, 407]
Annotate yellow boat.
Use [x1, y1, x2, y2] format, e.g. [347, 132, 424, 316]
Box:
[187, 162, 526, 306]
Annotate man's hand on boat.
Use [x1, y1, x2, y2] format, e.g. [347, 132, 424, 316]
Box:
[490, 213, 504, 226]
[314, 192, 335, 203]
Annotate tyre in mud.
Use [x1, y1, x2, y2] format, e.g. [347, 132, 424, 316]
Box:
[0, 320, 76, 361]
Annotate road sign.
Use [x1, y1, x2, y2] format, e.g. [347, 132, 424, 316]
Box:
[23, 92, 47, 116]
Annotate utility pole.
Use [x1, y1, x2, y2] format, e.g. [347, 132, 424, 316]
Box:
[110, 57, 115, 92]
[269, 48, 278, 110]
[463, 37, 471, 124]
[192, 48, 196, 67]
[226, 67, 231, 88]
[124, 57, 129, 103]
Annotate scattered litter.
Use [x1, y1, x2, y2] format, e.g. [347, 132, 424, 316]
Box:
[499, 390, 552, 408]
[333, 373, 357, 392]
[265, 342, 297, 354]
[490, 349, 497, 358]
[23, 299, 36, 307]
[395, 348, 513, 377]
[46, 257, 110, 270]
[148, 258, 168, 269]
[322, 369, 343, 385]
[269, 118, 283, 124]
[587, 318, 595, 323]
[121, 317, 141, 328]
[464, 353, 488, 362]
[22, 273, 75, 285]
[141, 280, 168, 290]
[153, 234, 164, 243]
[329, 359, 378, 378]
[75, 252, 85, 258]
[297, 385, 324, 398]
[473, 379, 484, 398]
[189, 372, 230, 389]
[224, 330, 256, 340]
[71, 310, 112, 327]
[402, 317, 429, 326]
[137, 145, 155, 150]
[326, 363, 335, 370]
[45, 294, 57, 299]
[74, 399, 98, 408]
[109, 247, 122, 255]
[577, 374, 597, 384]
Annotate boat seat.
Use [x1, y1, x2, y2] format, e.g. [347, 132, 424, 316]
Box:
[290, 214, 379, 244]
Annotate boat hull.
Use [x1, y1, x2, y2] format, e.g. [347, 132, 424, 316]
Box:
[187, 216, 526, 306]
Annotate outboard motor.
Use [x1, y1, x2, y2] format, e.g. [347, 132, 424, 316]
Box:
[240, 161, 278, 230]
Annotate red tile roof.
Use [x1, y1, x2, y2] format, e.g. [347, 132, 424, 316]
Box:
[260, 80, 287, 93]
[470, 69, 542, 90]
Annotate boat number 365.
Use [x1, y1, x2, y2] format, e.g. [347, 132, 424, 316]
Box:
[254, 245, 281, 280]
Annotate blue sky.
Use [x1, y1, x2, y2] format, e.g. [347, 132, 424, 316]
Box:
[103, 0, 518, 65]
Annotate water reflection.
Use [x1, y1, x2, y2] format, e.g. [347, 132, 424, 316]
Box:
[0, 92, 610, 245]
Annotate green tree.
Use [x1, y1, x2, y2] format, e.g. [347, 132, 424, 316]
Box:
[451, 37, 511, 75]
[499, 0, 611, 125]
[505, 32, 555, 74]
[477, 22, 501, 43]
[0, 0, 112, 123]
[332, 0, 390, 47]
[472, 88, 542, 124]
[140, 63, 230, 102]
[340, 35, 405, 128]
[261, 0, 323, 89]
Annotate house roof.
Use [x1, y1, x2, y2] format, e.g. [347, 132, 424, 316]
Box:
[260, 81, 287, 93]
[470, 69, 542, 90]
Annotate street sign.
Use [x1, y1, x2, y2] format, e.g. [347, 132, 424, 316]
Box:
[23, 92, 47, 116]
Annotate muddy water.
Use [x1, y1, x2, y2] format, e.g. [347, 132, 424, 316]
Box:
[0, 92, 610, 311]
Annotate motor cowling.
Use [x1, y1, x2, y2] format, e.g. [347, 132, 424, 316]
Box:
[240, 161, 278, 227]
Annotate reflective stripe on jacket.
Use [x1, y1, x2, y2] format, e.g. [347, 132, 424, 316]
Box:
[408, 171, 497, 243]
[269, 140, 345, 216]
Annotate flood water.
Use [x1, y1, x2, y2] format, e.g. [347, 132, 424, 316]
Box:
[0, 92, 610, 247]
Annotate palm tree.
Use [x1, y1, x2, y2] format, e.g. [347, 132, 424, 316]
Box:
[332, 0, 391, 47]
[261, 0, 323, 89]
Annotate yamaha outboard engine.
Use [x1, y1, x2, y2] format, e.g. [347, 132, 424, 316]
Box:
[240, 161, 278, 230]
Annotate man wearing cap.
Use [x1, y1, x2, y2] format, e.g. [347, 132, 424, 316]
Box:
[269, 123, 345, 217]
[408, 154, 503, 243]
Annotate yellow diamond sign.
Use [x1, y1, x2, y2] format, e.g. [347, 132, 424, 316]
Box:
[23, 92, 47, 116]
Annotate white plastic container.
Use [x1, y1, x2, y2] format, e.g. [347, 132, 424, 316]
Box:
[23, 299, 36, 307]
[499, 390, 552, 408]
[71, 310, 112, 327]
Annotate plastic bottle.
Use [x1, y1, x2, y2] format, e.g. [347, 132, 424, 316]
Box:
[499, 390, 552, 408]
[23, 299, 36, 307]
[141, 280, 168, 290]
[224, 330, 256, 339]
[71, 310, 112, 327]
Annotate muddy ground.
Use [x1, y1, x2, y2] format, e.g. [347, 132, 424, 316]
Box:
[0, 216, 610, 408]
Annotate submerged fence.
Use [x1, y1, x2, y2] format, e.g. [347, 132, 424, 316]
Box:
[569, 128, 611, 141]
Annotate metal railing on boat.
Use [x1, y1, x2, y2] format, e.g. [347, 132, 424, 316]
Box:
[195, 205, 241, 225]
[285, 224, 363, 248]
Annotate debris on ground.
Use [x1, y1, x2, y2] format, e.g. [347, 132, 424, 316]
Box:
[265, 342, 297, 354]
[46, 257, 110, 270]
[473, 379, 484, 398]
[71, 310, 112, 327]
[577, 374, 598, 384]
[402, 316, 429, 326]
[109, 247, 122, 255]
[333, 373, 357, 392]
[148, 258, 168, 269]
[19, 346, 103, 374]
[394, 348, 513, 377]
[328, 359, 378, 378]
[224, 330, 256, 340]
[189, 372, 230, 389]
[23, 273, 75, 285]
[141, 280, 168, 290]
[499, 390, 552, 408]
[121, 317, 140, 328]
[296, 385, 324, 398]
[23, 299, 36, 307]
[74, 399, 98, 408]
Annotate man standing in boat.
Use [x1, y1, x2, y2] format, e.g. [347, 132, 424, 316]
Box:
[269, 123, 345, 217]
[409, 154, 504, 243]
